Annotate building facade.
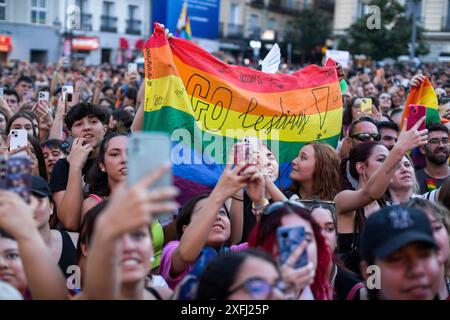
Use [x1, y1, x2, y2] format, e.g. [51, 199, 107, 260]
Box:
[219, 0, 335, 64]
[333, 0, 450, 61]
[0, 0, 152, 65]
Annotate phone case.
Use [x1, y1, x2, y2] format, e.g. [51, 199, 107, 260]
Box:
[234, 142, 253, 165]
[361, 98, 372, 113]
[60, 136, 74, 153]
[62, 86, 74, 102]
[127, 132, 172, 190]
[407, 104, 426, 131]
[38, 91, 49, 102]
[0, 156, 31, 202]
[277, 226, 308, 269]
[9, 129, 28, 153]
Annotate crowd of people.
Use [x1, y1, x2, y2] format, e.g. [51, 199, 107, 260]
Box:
[0, 50, 449, 301]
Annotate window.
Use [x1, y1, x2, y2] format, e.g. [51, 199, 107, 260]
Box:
[229, 3, 239, 24]
[31, 0, 47, 24]
[102, 1, 113, 16]
[75, 0, 88, 12]
[0, 0, 6, 21]
[128, 4, 137, 19]
[249, 14, 259, 27]
[357, 0, 370, 18]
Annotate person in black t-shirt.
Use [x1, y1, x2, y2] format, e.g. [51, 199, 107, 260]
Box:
[416, 123, 450, 194]
[49, 103, 108, 231]
[31, 176, 77, 277]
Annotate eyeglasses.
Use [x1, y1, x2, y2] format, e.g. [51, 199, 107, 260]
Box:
[296, 199, 335, 209]
[351, 133, 381, 142]
[227, 277, 289, 300]
[428, 138, 449, 146]
[264, 200, 307, 216]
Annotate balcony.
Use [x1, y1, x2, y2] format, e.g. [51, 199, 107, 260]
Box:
[126, 19, 141, 35]
[81, 13, 92, 31]
[248, 27, 261, 39]
[316, 0, 335, 12]
[268, 0, 302, 15]
[249, 0, 265, 9]
[220, 23, 244, 38]
[100, 15, 118, 33]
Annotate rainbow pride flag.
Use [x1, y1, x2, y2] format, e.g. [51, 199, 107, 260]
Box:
[401, 77, 441, 127]
[425, 178, 437, 191]
[143, 23, 343, 204]
[175, 1, 192, 40]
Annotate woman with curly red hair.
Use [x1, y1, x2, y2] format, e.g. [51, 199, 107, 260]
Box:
[247, 201, 332, 300]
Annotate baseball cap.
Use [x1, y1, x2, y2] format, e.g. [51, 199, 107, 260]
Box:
[360, 205, 437, 261]
[30, 176, 51, 198]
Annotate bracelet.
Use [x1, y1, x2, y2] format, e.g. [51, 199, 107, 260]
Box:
[252, 198, 270, 210]
[231, 195, 244, 202]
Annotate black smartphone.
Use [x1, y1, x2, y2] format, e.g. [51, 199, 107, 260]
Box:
[60, 136, 74, 153]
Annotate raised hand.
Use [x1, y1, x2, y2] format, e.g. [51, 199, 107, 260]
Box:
[66, 138, 93, 170]
[396, 116, 428, 153]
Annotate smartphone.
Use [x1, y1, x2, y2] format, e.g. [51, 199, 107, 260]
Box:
[60, 136, 75, 153]
[128, 63, 138, 74]
[234, 142, 253, 165]
[62, 85, 74, 102]
[0, 156, 31, 203]
[360, 98, 373, 113]
[0, 87, 3, 99]
[127, 132, 172, 190]
[9, 129, 28, 155]
[277, 225, 308, 269]
[407, 104, 426, 131]
[38, 91, 49, 103]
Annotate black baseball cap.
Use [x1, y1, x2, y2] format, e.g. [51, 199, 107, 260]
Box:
[360, 205, 437, 261]
[30, 176, 51, 198]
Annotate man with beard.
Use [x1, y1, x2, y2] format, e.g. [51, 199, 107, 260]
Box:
[416, 123, 450, 194]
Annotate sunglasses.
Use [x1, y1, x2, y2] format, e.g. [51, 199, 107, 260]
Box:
[296, 199, 335, 209]
[264, 200, 307, 216]
[351, 133, 381, 142]
[227, 277, 290, 300]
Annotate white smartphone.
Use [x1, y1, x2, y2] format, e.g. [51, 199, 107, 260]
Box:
[38, 91, 49, 103]
[9, 129, 28, 155]
[128, 132, 173, 223]
[128, 63, 138, 74]
[62, 85, 74, 102]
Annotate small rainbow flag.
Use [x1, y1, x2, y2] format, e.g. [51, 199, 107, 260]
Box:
[143, 23, 343, 204]
[175, 1, 192, 40]
[425, 178, 437, 191]
[401, 77, 441, 127]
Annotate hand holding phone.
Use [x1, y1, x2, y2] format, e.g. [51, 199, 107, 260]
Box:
[62, 85, 74, 103]
[128, 63, 138, 74]
[9, 129, 28, 156]
[38, 91, 49, 103]
[361, 98, 373, 113]
[277, 225, 308, 269]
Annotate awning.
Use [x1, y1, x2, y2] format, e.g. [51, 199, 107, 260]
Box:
[0, 35, 12, 52]
[72, 36, 99, 51]
[119, 37, 129, 49]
